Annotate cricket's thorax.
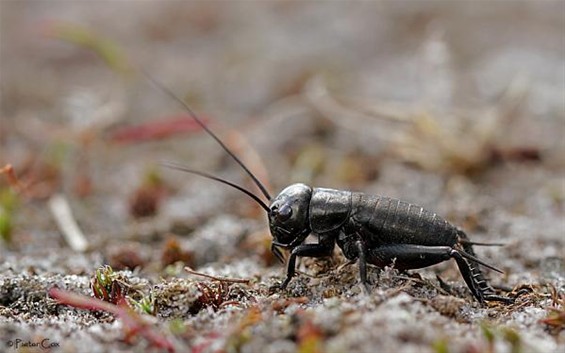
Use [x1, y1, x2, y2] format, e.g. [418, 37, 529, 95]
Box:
[308, 188, 353, 234]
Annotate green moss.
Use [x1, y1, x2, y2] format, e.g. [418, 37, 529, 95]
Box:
[432, 338, 450, 353]
[502, 327, 522, 353]
[0, 189, 19, 243]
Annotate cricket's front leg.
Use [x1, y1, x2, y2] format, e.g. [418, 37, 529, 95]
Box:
[279, 241, 335, 289]
[353, 240, 371, 295]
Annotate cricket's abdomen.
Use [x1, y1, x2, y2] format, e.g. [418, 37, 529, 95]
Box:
[350, 193, 458, 247]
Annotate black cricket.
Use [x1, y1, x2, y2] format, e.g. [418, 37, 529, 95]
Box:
[149, 76, 515, 304]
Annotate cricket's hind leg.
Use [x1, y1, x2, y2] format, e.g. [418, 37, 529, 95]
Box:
[367, 243, 516, 304]
[455, 230, 518, 304]
[450, 251, 513, 304]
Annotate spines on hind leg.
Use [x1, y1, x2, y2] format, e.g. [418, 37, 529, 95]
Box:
[455, 230, 513, 303]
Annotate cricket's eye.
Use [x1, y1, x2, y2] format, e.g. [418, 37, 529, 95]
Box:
[276, 204, 292, 222]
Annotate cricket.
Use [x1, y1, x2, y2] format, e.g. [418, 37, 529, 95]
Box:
[148, 75, 518, 304]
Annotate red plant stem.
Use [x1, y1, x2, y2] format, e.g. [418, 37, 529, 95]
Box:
[108, 115, 207, 143]
[1, 164, 26, 195]
[49, 288, 175, 352]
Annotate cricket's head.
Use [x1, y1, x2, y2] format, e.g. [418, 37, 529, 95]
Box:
[268, 183, 312, 250]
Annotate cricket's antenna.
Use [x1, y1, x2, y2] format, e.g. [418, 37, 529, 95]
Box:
[144, 72, 272, 201]
[162, 161, 270, 213]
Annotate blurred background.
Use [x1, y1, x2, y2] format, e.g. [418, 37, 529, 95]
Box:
[0, 1, 564, 352]
[2, 1, 563, 229]
[1, 0, 564, 266]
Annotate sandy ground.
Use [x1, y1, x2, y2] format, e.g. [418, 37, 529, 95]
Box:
[1, 2, 564, 353]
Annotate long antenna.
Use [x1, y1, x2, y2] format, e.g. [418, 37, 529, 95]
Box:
[144, 73, 272, 201]
[162, 161, 270, 213]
